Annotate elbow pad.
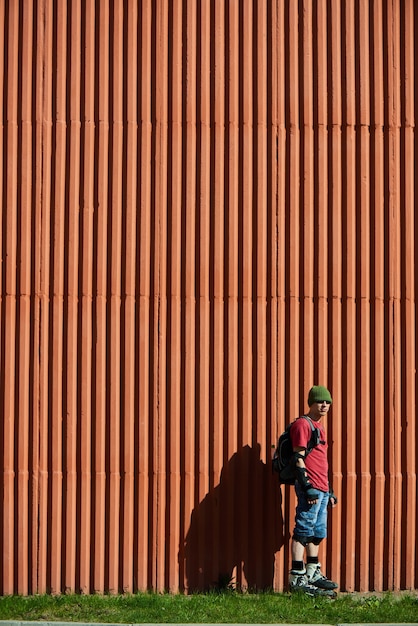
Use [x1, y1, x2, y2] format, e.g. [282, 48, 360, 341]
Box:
[292, 453, 317, 497]
[294, 464, 313, 491]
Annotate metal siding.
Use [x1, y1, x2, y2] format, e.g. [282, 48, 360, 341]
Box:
[0, 0, 416, 595]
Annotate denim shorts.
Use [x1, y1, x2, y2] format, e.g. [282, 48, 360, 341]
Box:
[293, 483, 329, 541]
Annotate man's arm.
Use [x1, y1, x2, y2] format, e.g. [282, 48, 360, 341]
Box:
[293, 446, 319, 505]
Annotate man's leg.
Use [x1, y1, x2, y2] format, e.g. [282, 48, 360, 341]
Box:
[305, 539, 338, 589]
[303, 492, 338, 589]
[305, 541, 320, 576]
[306, 542, 320, 559]
[289, 538, 334, 596]
[291, 537, 305, 563]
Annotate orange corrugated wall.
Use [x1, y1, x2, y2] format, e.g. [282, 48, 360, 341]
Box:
[0, 0, 416, 595]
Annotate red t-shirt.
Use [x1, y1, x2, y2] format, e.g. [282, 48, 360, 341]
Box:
[290, 416, 329, 492]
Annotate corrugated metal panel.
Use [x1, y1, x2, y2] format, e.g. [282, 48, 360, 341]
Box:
[0, 0, 416, 595]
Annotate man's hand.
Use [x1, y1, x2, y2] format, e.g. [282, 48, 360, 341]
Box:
[328, 491, 338, 508]
[305, 487, 320, 505]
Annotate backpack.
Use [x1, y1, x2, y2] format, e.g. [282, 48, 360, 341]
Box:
[272, 415, 321, 484]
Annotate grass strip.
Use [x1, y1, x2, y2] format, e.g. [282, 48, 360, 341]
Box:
[0, 591, 417, 624]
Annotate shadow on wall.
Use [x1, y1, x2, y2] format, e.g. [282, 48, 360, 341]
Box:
[182, 444, 285, 592]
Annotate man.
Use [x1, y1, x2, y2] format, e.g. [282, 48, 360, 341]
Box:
[288, 385, 338, 597]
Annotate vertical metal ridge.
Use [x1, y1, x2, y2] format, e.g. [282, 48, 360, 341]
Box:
[93, 0, 108, 595]
[188, 0, 210, 595]
[238, 0, 253, 591]
[369, 0, 385, 592]
[16, 0, 35, 597]
[210, 0, 225, 589]
[253, 0, 268, 589]
[313, 0, 328, 390]
[385, 0, 402, 591]
[399, 0, 416, 592]
[285, 0, 301, 425]
[340, 0, 357, 592]
[357, 0, 371, 592]
[152, 0, 168, 593]
[2, 0, 19, 596]
[50, 0, 65, 595]
[0, 0, 4, 593]
[34, 0, 52, 596]
[78, 0, 95, 595]
[326, 0, 343, 588]
[270, 0, 286, 594]
[166, 0, 181, 592]
[301, 0, 315, 397]
[121, 0, 138, 594]
[136, 0, 151, 593]
[63, 0, 82, 596]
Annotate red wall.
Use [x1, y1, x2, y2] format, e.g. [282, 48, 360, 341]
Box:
[0, 0, 417, 594]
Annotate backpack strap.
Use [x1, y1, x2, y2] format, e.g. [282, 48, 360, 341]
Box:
[294, 415, 322, 456]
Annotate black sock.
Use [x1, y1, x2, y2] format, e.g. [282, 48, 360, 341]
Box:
[291, 560, 304, 572]
[307, 556, 319, 565]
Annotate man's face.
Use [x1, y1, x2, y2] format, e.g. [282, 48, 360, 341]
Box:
[310, 400, 331, 419]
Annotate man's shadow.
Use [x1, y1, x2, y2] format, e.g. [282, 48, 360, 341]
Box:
[182, 444, 285, 591]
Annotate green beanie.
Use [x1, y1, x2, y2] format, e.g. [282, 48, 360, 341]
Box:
[307, 385, 332, 406]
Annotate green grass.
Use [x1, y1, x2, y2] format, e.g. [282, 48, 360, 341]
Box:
[0, 591, 417, 624]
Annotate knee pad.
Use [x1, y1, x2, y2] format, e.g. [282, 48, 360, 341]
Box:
[311, 536, 324, 545]
[293, 534, 314, 547]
